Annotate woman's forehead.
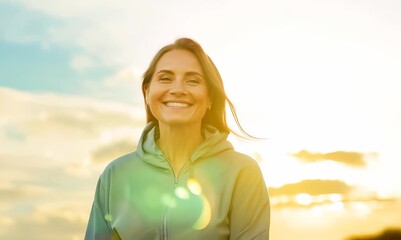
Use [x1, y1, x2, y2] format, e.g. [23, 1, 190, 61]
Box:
[155, 49, 203, 74]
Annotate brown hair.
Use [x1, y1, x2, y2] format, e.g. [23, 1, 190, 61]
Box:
[142, 38, 255, 139]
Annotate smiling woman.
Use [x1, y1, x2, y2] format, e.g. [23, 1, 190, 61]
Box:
[84, 38, 270, 239]
[144, 49, 210, 130]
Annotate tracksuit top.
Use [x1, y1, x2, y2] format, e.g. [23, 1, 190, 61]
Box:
[85, 122, 270, 239]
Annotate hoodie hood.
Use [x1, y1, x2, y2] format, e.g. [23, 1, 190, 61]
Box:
[136, 122, 234, 169]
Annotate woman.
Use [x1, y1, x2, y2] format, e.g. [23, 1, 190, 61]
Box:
[85, 38, 270, 240]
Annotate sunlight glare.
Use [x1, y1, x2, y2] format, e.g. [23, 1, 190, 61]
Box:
[327, 201, 344, 212]
[187, 178, 202, 195]
[328, 194, 343, 202]
[310, 206, 324, 216]
[270, 195, 291, 205]
[192, 195, 212, 230]
[175, 187, 190, 199]
[295, 193, 313, 206]
[350, 202, 372, 218]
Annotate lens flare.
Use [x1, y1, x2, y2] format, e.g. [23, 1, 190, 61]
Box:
[192, 195, 211, 230]
[187, 178, 202, 195]
[175, 187, 190, 199]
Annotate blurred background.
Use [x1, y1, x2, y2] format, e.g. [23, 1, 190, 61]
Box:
[1, 0, 400, 239]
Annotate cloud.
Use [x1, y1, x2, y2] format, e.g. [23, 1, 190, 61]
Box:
[268, 179, 354, 197]
[103, 67, 142, 88]
[0, 184, 50, 202]
[1, 0, 259, 70]
[347, 228, 401, 240]
[291, 149, 368, 167]
[0, 87, 145, 141]
[82, 66, 145, 105]
[0, 88, 148, 202]
[69, 54, 95, 72]
[91, 137, 137, 163]
[0, 202, 88, 240]
[3, 125, 26, 142]
[1, 0, 158, 68]
[0, 86, 145, 164]
[0, 2, 62, 45]
[0, 86, 145, 200]
[269, 199, 401, 240]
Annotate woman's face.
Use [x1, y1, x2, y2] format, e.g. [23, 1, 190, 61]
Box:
[145, 49, 210, 128]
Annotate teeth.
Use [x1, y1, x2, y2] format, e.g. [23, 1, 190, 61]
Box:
[165, 102, 190, 107]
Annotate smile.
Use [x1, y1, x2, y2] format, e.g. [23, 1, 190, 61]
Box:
[164, 102, 191, 108]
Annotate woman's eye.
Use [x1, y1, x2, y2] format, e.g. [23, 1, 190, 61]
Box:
[159, 76, 172, 82]
[187, 79, 200, 85]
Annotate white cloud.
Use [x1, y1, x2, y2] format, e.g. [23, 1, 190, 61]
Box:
[0, 88, 145, 188]
[0, 87, 148, 239]
[80, 66, 145, 106]
[0, 184, 50, 202]
[0, 89, 143, 167]
[69, 54, 94, 72]
[103, 66, 142, 88]
[0, 86, 145, 175]
[4, 0, 401, 73]
[0, 201, 89, 240]
[91, 137, 137, 163]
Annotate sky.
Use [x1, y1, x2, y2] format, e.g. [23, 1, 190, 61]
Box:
[1, 0, 401, 239]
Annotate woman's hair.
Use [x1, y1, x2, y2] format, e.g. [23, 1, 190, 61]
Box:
[142, 37, 255, 139]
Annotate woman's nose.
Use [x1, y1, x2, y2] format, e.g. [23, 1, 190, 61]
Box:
[169, 80, 187, 95]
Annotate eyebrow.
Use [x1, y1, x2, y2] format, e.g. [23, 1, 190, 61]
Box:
[156, 70, 205, 79]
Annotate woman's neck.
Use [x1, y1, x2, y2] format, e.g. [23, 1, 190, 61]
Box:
[157, 123, 204, 174]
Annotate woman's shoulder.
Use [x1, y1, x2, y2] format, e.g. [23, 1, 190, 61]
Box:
[219, 149, 259, 165]
[101, 151, 141, 175]
[203, 148, 261, 174]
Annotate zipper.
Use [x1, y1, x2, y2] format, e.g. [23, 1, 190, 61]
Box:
[161, 207, 169, 240]
[161, 157, 191, 240]
[158, 131, 204, 239]
[112, 228, 121, 240]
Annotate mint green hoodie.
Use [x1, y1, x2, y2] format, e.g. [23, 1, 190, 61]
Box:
[85, 123, 270, 240]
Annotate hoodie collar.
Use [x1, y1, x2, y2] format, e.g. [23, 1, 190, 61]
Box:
[136, 122, 233, 168]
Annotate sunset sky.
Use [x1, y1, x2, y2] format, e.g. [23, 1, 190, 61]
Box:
[1, 0, 401, 239]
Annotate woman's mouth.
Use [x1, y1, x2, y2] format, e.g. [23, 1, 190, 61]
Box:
[164, 102, 191, 108]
